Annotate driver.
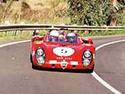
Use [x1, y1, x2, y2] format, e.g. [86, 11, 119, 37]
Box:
[66, 33, 77, 43]
[49, 30, 59, 42]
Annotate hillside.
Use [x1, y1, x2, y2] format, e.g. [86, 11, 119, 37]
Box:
[0, 0, 69, 24]
[0, 0, 124, 25]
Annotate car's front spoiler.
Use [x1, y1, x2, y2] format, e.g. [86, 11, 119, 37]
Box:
[33, 61, 94, 71]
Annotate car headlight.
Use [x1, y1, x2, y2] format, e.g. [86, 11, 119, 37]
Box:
[84, 50, 92, 58]
[82, 50, 92, 66]
[83, 59, 91, 66]
[36, 48, 44, 56]
[36, 48, 45, 64]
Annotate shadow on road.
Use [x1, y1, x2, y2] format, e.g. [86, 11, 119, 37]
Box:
[32, 68, 93, 74]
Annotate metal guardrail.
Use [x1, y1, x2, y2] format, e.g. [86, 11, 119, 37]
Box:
[0, 24, 125, 31]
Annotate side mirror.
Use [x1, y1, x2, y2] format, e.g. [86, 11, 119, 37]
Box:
[32, 36, 43, 42]
[87, 38, 93, 44]
[82, 38, 93, 44]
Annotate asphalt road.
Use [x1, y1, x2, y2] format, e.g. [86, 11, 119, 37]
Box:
[0, 36, 125, 94]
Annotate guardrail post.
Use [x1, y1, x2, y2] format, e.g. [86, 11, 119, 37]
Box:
[14, 30, 17, 36]
[4, 31, 7, 36]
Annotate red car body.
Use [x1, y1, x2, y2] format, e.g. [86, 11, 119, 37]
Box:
[30, 33, 95, 72]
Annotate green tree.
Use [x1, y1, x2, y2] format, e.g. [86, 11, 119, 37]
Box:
[67, 0, 113, 25]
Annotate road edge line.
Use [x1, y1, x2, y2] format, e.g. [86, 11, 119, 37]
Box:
[0, 40, 30, 48]
[91, 39, 125, 94]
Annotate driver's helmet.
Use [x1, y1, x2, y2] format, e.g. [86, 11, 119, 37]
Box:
[59, 30, 65, 35]
[49, 30, 59, 42]
[66, 33, 76, 43]
[58, 34, 65, 43]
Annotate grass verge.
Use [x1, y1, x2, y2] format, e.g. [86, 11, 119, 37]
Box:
[0, 30, 125, 43]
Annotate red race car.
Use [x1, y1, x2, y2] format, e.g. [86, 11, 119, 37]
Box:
[30, 29, 95, 73]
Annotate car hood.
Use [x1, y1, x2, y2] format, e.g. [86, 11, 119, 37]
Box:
[53, 47, 75, 57]
[40, 42, 86, 61]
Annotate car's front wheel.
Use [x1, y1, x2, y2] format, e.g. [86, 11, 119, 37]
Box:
[87, 68, 94, 73]
[30, 54, 38, 69]
[30, 54, 33, 63]
[32, 63, 38, 69]
[87, 65, 94, 73]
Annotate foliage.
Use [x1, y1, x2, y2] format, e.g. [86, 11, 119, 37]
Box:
[118, 0, 125, 5]
[115, 12, 125, 25]
[67, 0, 115, 25]
[0, 0, 15, 23]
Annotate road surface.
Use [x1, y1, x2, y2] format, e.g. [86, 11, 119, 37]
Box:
[0, 36, 125, 94]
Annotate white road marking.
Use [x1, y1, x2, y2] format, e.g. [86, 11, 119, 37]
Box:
[91, 39, 125, 94]
[0, 40, 30, 48]
[0, 39, 125, 94]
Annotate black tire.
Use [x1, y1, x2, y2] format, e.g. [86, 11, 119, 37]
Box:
[30, 54, 38, 69]
[32, 64, 38, 69]
[87, 65, 94, 73]
[30, 54, 33, 63]
[87, 69, 94, 73]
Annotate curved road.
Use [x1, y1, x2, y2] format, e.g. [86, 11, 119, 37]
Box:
[0, 36, 125, 94]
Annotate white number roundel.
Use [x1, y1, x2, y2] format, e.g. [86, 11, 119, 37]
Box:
[53, 47, 75, 56]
